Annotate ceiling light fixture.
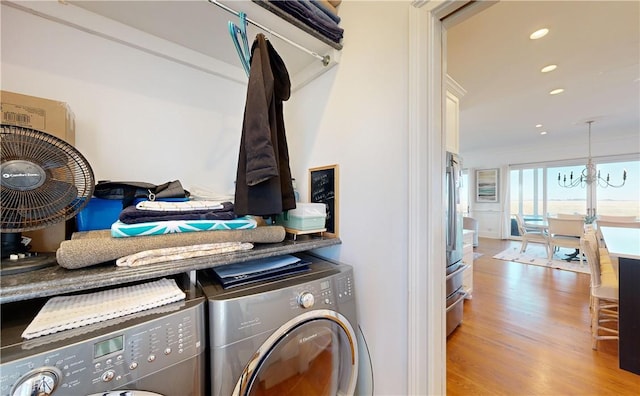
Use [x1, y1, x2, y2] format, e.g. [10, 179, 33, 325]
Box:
[549, 88, 564, 95]
[558, 121, 627, 189]
[530, 28, 549, 40]
[541, 64, 557, 73]
[540, 131, 547, 135]
[536, 124, 543, 128]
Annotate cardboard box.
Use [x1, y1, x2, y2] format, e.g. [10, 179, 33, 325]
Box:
[1, 91, 76, 252]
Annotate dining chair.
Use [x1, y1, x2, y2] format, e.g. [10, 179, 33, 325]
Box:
[580, 230, 618, 350]
[556, 213, 585, 220]
[463, 216, 479, 247]
[547, 217, 585, 265]
[514, 214, 549, 257]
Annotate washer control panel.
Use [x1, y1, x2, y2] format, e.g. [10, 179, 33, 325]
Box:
[0, 302, 204, 396]
[291, 271, 354, 311]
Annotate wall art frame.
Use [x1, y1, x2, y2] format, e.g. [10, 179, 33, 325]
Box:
[475, 168, 499, 203]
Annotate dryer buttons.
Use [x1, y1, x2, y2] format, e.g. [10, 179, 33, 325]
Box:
[298, 292, 315, 309]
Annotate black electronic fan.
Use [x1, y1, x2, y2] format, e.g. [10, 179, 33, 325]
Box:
[1, 124, 95, 275]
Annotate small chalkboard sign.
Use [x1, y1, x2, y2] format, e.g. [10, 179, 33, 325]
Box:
[309, 164, 339, 238]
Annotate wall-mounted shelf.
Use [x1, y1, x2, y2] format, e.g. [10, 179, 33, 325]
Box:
[0, 236, 341, 304]
[250, 0, 342, 51]
[5, 0, 342, 91]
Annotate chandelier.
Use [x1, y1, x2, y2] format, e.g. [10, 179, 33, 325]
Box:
[557, 121, 627, 188]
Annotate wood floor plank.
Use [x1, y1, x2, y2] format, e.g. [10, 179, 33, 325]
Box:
[447, 238, 640, 395]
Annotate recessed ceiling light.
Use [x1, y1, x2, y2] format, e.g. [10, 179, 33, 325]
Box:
[541, 64, 557, 73]
[530, 28, 549, 40]
[540, 131, 547, 135]
[549, 88, 564, 95]
[536, 124, 543, 128]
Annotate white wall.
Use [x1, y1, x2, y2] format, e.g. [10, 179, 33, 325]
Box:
[287, 3, 410, 394]
[1, 4, 246, 196]
[2, 2, 416, 394]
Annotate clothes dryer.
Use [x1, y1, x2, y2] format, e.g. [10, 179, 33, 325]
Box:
[199, 253, 359, 396]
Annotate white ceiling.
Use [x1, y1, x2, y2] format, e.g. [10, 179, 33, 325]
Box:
[446, 1, 640, 155]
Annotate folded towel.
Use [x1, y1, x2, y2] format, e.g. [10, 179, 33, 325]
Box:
[119, 201, 235, 224]
[271, 0, 344, 43]
[116, 242, 254, 267]
[135, 200, 224, 211]
[311, 0, 341, 24]
[22, 278, 185, 339]
[111, 217, 257, 238]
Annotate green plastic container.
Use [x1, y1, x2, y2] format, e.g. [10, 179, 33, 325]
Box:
[276, 203, 327, 231]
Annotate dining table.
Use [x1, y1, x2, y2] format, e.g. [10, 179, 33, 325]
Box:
[599, 225, 640, 375]
[524, 219, 583, 261]
[523, 219, 547, 231]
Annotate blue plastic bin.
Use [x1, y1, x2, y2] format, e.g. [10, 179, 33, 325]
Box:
[76, 198, 123, 231]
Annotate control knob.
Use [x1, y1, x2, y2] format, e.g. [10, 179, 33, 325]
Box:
[298, 292, 315, 309]
[11, 367, 62, 396]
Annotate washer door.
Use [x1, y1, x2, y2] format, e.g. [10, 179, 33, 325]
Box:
[233, 309, 358, 396]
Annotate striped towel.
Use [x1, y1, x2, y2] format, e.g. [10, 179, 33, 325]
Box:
[136, 200, 224, 211]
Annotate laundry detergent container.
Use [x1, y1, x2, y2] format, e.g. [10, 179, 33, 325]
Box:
[276, 203, 327, 230]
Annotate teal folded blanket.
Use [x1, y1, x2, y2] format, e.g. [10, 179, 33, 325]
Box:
[111, 217, 257, 238]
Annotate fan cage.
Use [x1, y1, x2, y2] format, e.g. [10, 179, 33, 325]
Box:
[1, 124, 95, 232]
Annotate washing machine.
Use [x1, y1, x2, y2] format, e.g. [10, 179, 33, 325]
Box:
[199, 253, 359, 396]
[0, 275, 206, 396]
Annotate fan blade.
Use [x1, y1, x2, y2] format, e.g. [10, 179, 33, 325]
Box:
[1, 180, 79, 231]
[29, 180, 79, 219]
[1, 133, 67, 168]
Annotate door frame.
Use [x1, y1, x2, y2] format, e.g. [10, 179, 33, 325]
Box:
[407, 2, 494, 394]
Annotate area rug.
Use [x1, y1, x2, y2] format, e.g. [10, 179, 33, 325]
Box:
[493, 244, 590, 274]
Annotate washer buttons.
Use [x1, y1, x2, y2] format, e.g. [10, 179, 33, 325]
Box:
[101, 370, 115, 382]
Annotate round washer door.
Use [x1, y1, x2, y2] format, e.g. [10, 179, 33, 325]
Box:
[233, 309, 358, 396]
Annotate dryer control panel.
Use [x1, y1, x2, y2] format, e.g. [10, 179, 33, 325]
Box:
[0, 300, 205, 396]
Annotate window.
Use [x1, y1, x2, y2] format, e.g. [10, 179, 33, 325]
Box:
[509, 156, 639, 238]
[547, 164, 587, 216]
[509, 167, 544, 236]
[510, 168, 544, 219]
[595, 161, 640, 217]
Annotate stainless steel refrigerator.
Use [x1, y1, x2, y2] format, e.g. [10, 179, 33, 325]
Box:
[445, 151, 467, 336]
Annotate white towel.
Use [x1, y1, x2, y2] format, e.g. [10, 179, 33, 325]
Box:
[116, 242, 254, 267]
[135, 200, 224, 211]
[22, 278, 186, 339]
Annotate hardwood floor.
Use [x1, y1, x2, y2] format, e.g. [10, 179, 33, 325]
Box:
[447, 237, 640, 395]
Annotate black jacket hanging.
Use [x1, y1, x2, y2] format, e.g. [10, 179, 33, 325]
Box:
[234, 34, 296, 217]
